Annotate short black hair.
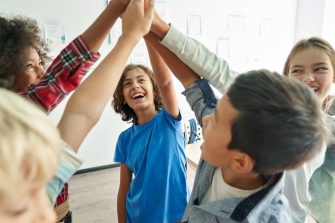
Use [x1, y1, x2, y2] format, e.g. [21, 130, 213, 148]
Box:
[227, 70, 329, 175]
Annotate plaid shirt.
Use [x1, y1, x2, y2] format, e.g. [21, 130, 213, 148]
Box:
[181, 79, 292, 223]
[19, 36, 100, 114]
[20, 36, 100, 207]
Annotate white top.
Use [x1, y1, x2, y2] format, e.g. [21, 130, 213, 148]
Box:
[201, 168, 264, 204]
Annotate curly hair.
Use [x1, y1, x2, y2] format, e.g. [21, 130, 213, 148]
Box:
[0, 16, 50, 90]
[112, 64, 163, 124]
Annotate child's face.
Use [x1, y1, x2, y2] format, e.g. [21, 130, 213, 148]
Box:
[201, 96, 238, 168]
[122, 68, 155, 112]
[13, 47, 45, 92]
[287, 47, 334, 103]
[0, 183, 56, 223]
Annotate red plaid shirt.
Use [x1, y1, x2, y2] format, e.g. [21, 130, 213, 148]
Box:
[20, 36, 100, 114]
[20, 36, 100, 207]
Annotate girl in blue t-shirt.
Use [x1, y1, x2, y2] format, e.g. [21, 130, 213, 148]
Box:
[112, 39, 188, 223]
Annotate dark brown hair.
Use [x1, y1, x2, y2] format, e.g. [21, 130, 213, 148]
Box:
[112, 64, 162, 124]
[0, 16, 50, 90]
[227, 70, 330, 175]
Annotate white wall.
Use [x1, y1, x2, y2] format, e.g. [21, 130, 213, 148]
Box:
[1, 0, 299, 169]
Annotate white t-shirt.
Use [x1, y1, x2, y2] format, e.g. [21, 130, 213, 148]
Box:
[201, 168, 264, 204]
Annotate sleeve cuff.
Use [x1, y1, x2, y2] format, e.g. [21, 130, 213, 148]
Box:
[161, 25, 187, 53]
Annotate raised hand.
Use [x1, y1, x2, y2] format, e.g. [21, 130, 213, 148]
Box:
[121, 0, 154, 39]
[110, 0, 130, 14]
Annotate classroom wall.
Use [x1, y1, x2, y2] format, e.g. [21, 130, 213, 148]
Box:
[1, 0, 313, 169]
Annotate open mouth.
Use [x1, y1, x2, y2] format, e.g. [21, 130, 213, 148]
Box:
[132, 92, 145, 99]
[310, 86, 320, 93]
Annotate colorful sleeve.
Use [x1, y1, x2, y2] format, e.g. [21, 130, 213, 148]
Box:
[20, 36, 100, 113]
[47, 141, 82, 204]
[182, 79, 217, 127]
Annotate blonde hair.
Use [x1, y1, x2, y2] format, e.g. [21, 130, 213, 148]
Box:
[0, 89, 61, 209]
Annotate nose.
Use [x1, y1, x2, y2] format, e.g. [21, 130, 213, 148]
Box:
[131, 82, 140, 89]
[302, 71, 315, 83]
[36, 66, 45, 80]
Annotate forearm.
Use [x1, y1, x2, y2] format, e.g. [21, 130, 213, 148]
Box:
[117, 191, 127, 223]
[145, 32, 199, 89]
[81, 0, 125, 52]
[58, 34, 140, 151]
[145, 38, 179, 117]
[182, 79, 217, 126]
[161, 25, 239, 94]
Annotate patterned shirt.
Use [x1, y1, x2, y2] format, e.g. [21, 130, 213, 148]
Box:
[19, 36, 100, 114]
[19, 36, 99, 208]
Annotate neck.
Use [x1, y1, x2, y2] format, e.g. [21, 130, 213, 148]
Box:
[221, 167, 266, 190]
[135, 107, 157, 125]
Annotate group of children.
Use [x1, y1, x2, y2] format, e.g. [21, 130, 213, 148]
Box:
[0, 0, 334, 222]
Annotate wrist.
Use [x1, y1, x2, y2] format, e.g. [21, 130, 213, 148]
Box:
[108, 1, 127, 15]
[151, 20, 170, 40]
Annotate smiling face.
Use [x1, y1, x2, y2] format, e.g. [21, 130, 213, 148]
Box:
[13, 47, 45, 92]
[122, 68, 156, 114]
[0, 183, 56, 223]
[287, 47, 334, 103]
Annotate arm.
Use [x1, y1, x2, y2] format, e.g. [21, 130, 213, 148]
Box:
[80, 0, 128, 52]
[151, 12, 239, 94]
[145, 39, 179, 118]
[57, 0, 154, 151]
[117, 164, 132, 223]
[21, 0, 129, 113]
[144, 32, 199, 89]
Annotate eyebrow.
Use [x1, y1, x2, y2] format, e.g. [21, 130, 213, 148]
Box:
[291, 62, 330, 68]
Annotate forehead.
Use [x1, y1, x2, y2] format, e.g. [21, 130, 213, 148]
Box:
[25, 47, 40, 61]
[125, 68, 149, 80]
[290, 47, 332, 67]
[216, 96, 238, 124]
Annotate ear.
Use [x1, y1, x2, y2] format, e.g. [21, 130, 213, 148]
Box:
[230, 150, 254, 173]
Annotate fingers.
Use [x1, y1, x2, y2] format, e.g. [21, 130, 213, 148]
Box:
[121, 0, 154, 38]
[145, 0, 155, 20]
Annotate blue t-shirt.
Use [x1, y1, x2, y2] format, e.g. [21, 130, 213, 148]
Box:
[114, 109, 188, 223]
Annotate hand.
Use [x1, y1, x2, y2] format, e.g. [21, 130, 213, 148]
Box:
[150, 10, 170, 39]
[110, 0, 130, 11]
[121, 0, 154, 39]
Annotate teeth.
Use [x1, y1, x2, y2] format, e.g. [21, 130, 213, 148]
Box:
[132, 93, 144, 99]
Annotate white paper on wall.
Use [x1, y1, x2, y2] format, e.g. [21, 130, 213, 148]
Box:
[187, 14, 202, 36]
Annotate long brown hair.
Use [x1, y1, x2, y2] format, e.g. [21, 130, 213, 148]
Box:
[112, 64, 162, 124]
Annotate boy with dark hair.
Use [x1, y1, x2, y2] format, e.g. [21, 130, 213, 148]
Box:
[143, 33, 330, 222]
[180, 70, 328, 222]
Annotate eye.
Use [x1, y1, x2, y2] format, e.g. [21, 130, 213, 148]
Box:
[315, 66, 328, 73]
[123, 82, 131, 87]
[39, 61, 44, 67]
[25, 64, 33, 69]
[290, 69, 303, 75]
[138, 78, 146, 83]
[8, 207, 28, 216]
